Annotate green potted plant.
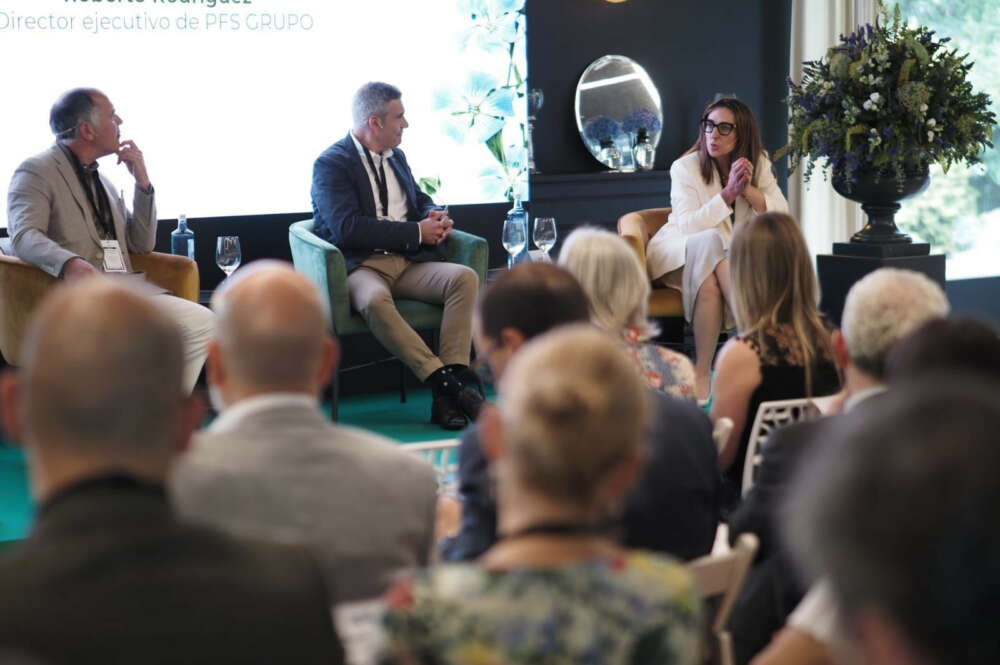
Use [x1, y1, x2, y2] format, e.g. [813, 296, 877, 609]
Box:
[775, 3, 995, 244]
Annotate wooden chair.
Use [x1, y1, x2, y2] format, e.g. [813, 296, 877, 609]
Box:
[688, 532, 760, 665]
[741, 398, 822, 497]
[0, 251, 200, 366]
[288, 219, 488, 420]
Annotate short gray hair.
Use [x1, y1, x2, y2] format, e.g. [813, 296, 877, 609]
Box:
[50, 88, 102, 142]
[558, 227, 658, 341]
[352, 82, 402, 130]
[841, 268, 949, 379]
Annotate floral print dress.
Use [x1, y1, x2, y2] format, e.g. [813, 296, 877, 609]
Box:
[380, 551, 701, 665]
[622, 327, 697, 402]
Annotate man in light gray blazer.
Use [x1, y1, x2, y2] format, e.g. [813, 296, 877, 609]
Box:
[6, 88, 213, 392]
[170, 261, 438, 603]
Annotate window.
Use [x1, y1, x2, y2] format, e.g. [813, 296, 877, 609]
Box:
[896, 0, 1000, 278]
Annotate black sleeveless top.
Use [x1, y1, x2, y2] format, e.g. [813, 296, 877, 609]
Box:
[726, 326, 841, 494]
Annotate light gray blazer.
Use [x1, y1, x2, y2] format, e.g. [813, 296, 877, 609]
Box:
[170, 401, 439, 604]
[6, 144, 156, 276]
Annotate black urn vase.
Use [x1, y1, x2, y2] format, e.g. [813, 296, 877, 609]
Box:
[832, 166, 930, 243]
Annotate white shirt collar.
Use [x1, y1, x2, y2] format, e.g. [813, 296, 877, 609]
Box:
[843, 385, 887, 413]
[209, 392, 317, 434]
[350, 131, 392, 161]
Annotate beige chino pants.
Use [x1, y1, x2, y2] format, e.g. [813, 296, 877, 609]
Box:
[347, 253, 478, 381]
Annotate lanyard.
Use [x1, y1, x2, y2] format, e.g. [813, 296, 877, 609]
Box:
[61, 145, 116, 239]
[362, 146, 389, 218]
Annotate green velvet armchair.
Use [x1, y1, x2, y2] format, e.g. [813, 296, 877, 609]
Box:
[288, 219, 489, 417]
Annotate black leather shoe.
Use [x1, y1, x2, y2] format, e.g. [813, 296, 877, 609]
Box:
[446, 364, 486, 398]
[453, 386, 485, 420]
[431, 394, 468, 430]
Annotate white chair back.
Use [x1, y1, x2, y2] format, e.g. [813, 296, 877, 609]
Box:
[400, 439, 460, 493]
[741, 398, 821, 497]
[688, 533, 760, 665]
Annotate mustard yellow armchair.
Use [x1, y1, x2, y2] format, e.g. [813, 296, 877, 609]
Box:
[0, 252, 199, 365]
[617, 207, 684, 318]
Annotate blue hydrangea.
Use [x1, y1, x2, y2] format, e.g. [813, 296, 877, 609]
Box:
[621, 109, 662, 135]
[583, 116, 621, 143]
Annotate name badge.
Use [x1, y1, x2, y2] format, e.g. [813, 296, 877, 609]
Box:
[100, 240, 127, 273]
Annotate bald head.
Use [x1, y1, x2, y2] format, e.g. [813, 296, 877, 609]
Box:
[18, 278, 185, 457]
[210, 261, 335, 398]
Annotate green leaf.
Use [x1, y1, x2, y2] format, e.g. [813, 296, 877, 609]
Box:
[906, 37, 930, 66]
[898, 59, 916, 86]
[417, 176, 441, 197]
[773, 143, 791, 161]
[485, 130, 507, 166]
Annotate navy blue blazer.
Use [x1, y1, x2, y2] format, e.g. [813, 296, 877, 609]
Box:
[311, 133, 444, 272]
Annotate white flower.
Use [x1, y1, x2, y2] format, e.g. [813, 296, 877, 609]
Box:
[870, 92, 881, 102]
[863, 100, 873, 110]
[926, 118, 937, 127]
[927, 130, 936, 141]
[920, 103, 929, 113]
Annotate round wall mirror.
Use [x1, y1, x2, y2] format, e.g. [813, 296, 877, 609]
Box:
[575, 55, 662, 171]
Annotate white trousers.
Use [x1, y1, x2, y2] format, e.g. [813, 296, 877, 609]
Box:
[152, 294, 214, 393]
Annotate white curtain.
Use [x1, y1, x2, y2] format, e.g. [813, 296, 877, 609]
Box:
[788, 0, 878, 257]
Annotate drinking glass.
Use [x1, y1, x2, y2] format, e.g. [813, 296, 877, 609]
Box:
[533, 217, 557, 258]
[501, 216, 527, 268]
[216, 236, 242, 277]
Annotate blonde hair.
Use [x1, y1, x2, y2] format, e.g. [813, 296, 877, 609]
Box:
[558, 227, 658, 341]
[729, 212, 833, 393]
[498, 324, 649, 506]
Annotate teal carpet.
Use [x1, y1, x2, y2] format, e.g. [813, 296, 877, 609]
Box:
[0, 387, 488, 545]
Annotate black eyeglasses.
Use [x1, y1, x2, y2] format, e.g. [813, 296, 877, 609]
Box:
[702, 119, 736, 136]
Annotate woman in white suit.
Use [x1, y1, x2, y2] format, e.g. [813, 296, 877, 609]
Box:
[646, 97, 788, 401]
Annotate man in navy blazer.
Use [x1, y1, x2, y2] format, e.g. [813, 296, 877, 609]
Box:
[311, 82, 482, 429]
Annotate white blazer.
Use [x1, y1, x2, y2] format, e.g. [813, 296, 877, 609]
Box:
[646, 151, 788, 280]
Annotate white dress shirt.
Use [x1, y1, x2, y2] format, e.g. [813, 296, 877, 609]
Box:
[350, 132, 409, 222]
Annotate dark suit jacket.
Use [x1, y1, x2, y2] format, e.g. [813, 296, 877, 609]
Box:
[726, 418, 830, 665]
[729, 418, 829, 560]
[443, 390, 722, 562]
[0, 475, 344, 665]
[726, 393, 887, 665]
[310, 133, 443, 272]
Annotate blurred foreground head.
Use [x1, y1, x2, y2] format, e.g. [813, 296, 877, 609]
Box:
[209, 260, 336, 404]
[785, 377, 1000, 665]
[1, 278, 194, 495]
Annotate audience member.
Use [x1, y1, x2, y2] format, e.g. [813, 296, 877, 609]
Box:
[6, 88, 213, 393]
[732, 267, 949, 665]
[310, 81, 482, 430]
[784, 378, 1000, 665]
[0, 279, 343, 665]
[646, 97, 789, 401]
[711, 212, 839, 497]
[886, 315, 1000, 382]
[559, 226, 697, 401]
[382, 326, 701, 665]
[171, 261, 438, 603]
[444, 263, 721, 562]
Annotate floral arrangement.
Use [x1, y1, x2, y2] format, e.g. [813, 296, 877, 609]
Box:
[622, 108, 662, 137]
[583, 116, 621, 146]
[775, 3, 995, 187]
